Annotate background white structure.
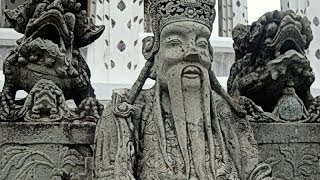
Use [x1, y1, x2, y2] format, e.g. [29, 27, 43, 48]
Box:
[281, 0, 320, 91]
[280, 0, 308, 15]
[87, 0, 145, 84]
[218, 0, 248, 37]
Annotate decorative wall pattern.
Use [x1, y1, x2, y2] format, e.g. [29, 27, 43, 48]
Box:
[262, 144, 320, 179]
[281, 0, 320, 89]
[87, 0, 145, 84]
[281, 0, 308, 15]
[0, 146, 86, 180]
[218, 0, 248, 37]
[0, 122, 96, 180]
[306, 0, 320, 89]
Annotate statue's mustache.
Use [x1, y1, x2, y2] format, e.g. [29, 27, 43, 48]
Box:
[162, 51, 211, 71]
[183, 52, 211, 69]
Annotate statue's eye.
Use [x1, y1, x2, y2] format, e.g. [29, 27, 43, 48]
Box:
[197, 41, 208, 48]
[167, 39, 182, 45]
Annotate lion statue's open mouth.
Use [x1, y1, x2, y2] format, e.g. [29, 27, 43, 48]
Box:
[228, 10, 314, 112]
[0, 0, 105, 121]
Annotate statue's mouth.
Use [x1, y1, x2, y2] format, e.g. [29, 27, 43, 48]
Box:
[32, 24, 66, 51]
[267, 23, 306, 57]
[25, 9, 72, 51]
[182, 66, 201, 79]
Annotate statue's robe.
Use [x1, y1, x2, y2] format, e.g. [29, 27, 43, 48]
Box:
[94, 85, 272, 180]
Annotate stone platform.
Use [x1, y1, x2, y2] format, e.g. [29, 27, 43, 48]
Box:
[1, 122, 320, 179]
[0, 122, 96, 180]
[251, 123, 320, 179]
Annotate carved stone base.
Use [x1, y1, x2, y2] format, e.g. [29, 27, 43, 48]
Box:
[0, 122, 95, 180]
[251, 123, 320, 179]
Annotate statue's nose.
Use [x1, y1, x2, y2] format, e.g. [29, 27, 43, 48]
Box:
[184, 47, 201, 62]
[184, 53, 201, 62]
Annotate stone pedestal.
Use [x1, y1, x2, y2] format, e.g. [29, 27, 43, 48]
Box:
[251, 123, 320, 179]
[0, 122, 95, 180]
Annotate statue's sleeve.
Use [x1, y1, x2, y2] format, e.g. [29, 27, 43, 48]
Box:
[94, 102, 119, 179]
[213, 91, 273, 180]
[94, 100, 136, 180]
[230, 117, 273, 180]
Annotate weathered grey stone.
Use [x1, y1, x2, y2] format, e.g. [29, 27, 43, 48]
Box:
[0, 0, 106, 179]
[251, 123, 320, 179]
[0, 122, 96, 179]
[0, 0, 105, 122]
[228, 10, 319, 123]
[227, 9, 320, 180]
[94, 0, 273, 179]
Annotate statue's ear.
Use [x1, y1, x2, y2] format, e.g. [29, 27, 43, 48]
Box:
[142, 36, 156, 61]
[142, 36, 157, 80]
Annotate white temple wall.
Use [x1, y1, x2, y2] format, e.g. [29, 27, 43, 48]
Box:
[306, 0, 320, 90]
[280, 0, 308, 15]
[281, 0, 320, 91]
[87, 0, 145, 84]
[219, 0, 248, 37]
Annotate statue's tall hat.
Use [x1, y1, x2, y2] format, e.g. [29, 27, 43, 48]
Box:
[143, 0, 216, 60]
[127, 0, 216, 103]
[149, 0, 216, 32]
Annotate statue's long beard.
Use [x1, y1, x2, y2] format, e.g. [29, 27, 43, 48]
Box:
[156, 63, 216, 179]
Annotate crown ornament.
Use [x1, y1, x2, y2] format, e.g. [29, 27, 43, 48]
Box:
[149, 0, 216, 32]
[129, 0, 216, 103]
[142, 0, 216, 61]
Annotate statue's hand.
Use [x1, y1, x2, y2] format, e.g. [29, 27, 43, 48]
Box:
[239, 96, 263, 115]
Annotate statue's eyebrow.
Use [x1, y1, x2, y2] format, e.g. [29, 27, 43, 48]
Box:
[173, 24, 192, 32]
[161, 28, 187, 40]
[197, 26, 211, 38]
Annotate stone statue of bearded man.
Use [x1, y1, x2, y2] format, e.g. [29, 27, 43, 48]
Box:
[94, 0, 273, 179]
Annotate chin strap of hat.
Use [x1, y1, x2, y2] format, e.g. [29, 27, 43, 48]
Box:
[125, 60, 153, 105]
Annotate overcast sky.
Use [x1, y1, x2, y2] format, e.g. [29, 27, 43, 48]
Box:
[212, 0, 281, 36]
